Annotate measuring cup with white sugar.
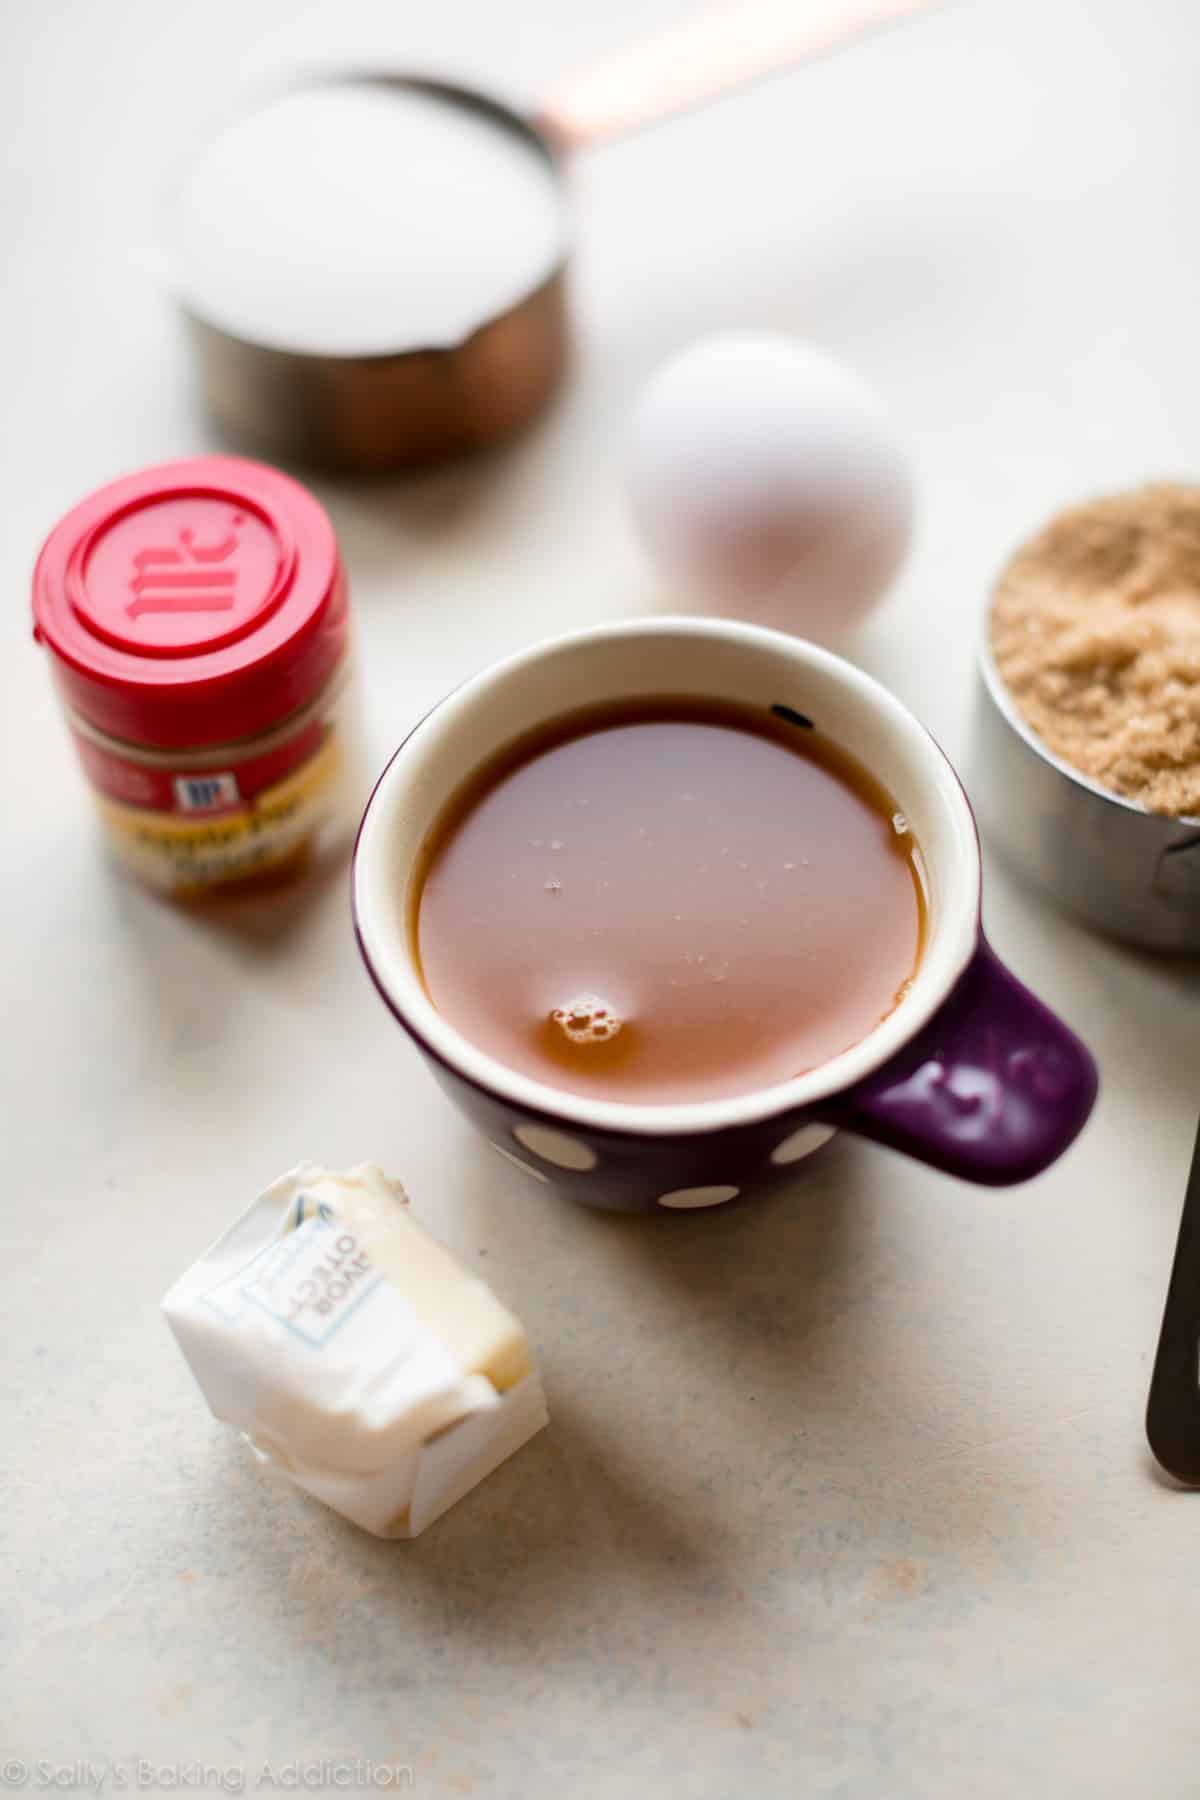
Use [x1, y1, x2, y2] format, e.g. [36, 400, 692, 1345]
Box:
[159, 0, 937, 471]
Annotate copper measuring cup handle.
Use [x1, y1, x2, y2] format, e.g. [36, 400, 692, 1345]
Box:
[536, 0, 945, 151]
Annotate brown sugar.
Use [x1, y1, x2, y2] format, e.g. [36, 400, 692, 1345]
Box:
[989, 484, 1200, 818]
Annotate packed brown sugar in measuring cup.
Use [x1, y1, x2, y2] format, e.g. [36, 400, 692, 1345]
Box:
[989, 484, 1200, 818]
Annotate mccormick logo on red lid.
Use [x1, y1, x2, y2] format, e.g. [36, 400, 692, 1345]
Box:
[33, 455, 347, 750]
[70, 492, 290, 659]
[127, 516, 247, 620]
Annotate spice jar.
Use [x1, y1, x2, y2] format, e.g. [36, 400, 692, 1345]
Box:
[33, 455, 360, 896]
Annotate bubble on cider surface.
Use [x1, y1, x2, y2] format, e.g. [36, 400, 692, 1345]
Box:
[550, 993, 623, 1046]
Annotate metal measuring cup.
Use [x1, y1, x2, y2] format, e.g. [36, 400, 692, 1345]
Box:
[970, 639, 1200, 954]
[161, 0, 937, 472]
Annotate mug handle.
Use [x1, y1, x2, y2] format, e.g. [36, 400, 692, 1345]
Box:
[821, 937, 1098, 1186]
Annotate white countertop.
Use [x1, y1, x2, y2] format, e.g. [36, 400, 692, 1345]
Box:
[4, 0, 1199, 1794]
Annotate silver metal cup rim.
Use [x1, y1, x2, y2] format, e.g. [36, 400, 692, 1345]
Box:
[977, 634, 1200, 833]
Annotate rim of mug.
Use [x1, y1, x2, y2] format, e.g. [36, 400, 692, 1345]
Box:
[353, 617, 981, 1139]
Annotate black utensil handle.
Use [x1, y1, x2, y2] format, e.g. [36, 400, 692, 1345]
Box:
[1146, 1117, 1200, 1484]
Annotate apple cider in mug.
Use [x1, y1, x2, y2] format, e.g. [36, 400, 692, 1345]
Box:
[411, 698, 927, 1105]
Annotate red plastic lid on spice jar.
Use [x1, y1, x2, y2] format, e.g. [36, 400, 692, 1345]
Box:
[32, 456, 348, 749]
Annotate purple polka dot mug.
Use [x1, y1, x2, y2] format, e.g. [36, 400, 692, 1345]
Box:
[354, 618, 1097, 1212]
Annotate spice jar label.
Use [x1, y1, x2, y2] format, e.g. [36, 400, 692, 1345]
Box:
[90, 726, 343, 893]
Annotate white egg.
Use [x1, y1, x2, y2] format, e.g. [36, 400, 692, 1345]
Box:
[626, 333, 913, 641]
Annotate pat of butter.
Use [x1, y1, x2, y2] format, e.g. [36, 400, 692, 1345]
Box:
[162, 1163, 548, 1537]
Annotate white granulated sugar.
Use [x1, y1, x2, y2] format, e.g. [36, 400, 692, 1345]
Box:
[166, 81, 566, 356]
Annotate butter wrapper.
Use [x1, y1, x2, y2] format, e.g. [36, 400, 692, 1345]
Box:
[162, 1163, 548, 1537]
